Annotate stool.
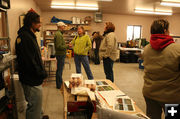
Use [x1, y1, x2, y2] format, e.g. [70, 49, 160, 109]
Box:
[65, 50, 72, 69]
[66, 50, 72, 58]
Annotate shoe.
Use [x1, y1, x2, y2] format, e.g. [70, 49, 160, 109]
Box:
[42, 115, 49, 119]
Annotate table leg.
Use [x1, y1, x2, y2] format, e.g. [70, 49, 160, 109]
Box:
[63, 82, 68, 119]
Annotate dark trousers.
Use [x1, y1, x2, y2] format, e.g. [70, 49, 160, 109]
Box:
[144, 96, 165, 119]
[94, 49, 100, 64]
[56, 55, 65, 89]
[103, 57, 114, 82]
[74, 54, 94, 79]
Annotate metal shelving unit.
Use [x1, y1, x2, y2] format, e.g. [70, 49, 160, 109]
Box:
[0, 5, 18, 119]
[44, 23, 91, 45]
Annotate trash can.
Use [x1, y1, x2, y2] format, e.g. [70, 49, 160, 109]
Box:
[139, 59, 144, 69]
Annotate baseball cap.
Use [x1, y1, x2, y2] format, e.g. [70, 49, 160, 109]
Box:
[57, 22, 67, 27]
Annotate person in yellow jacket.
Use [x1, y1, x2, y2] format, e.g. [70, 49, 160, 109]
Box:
[72, 26, 94, 79]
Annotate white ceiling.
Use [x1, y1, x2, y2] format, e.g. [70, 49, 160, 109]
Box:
[34, 0, 180, 15]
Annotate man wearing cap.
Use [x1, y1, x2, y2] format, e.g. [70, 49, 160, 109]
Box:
[54, 22, 67, 89]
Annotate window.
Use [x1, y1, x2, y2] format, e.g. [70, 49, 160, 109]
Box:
[127, 25, 142, 41]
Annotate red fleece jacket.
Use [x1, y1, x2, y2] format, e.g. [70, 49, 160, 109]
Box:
[150, 34, 174, 50]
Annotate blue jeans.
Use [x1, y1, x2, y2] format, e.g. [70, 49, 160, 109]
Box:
[74, 54, 94, 79]
[21, 83, 42, 119]
[56, 55, 65, 88]
[103, 57, 114, 82]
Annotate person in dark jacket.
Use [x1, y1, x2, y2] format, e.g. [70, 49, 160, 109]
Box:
[92, 32, 102, 64]
[15, 11, 48, 119]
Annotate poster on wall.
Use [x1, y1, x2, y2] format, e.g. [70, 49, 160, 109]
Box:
[19, 15, 25, 28]
[0, 0, 10, 9]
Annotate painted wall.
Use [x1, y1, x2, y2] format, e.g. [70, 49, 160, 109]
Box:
[42, 11, 156, 43]
[160, 14, 180, 36]
[7, 0, 41, 54]
[102, 14, 156, 42]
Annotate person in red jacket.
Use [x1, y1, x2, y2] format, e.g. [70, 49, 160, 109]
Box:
[143, 19, 180, 119]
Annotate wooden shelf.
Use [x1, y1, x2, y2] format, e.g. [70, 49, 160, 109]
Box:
[45, 35, 74, 38]
[64, 35, 75, 37]
[45, 38, 54, 40]
[45, 29, 77, 32]
[45, 35, 54, 37]
[70, 23, 89, 25]
[46, 23, 89, 25]
[64, 38, 73, 40]
[0, 37, 9, 40]
[44, 22, 90, 46]
[45, 30, 57, 31]
[0, 56, 16, 72]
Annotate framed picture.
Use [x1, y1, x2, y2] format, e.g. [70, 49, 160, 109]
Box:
[19, 15, 25, 28]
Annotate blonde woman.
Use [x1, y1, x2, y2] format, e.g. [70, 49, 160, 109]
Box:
[72, 26, 94, 79]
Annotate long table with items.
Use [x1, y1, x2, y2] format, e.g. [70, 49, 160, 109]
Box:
[42, 57, 56, 79]
[119, 47, 143, 63]
[62, 79, 149, 119]
[62, 81, 96, 119]
[94, 79, 149, 119]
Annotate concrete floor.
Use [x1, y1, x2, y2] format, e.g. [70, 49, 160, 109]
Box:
[41, 58, 146, 119]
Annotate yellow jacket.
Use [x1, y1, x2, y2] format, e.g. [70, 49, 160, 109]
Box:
[72, 35, 92, 55]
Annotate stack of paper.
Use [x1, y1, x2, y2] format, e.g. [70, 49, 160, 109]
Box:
[98, 90, 126, 106]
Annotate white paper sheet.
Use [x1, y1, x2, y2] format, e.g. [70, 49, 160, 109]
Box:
[98, 90, 126, 106]
[64, 81, 69, 88]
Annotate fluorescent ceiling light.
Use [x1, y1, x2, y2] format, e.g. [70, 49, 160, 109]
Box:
[134, 9, 172, 15]
[162, 0, 180, 2]
[160, 2, 180, 7]
[97, 0, 112, 1]
[51, 6, 75, 9]
[51, 5, 98, 10]
[155, 9, 172, 12]
[76, 6, 98, 10]
[154, 12, 172, 15]
[51, 3, 75, 6]
[51, 0, 99, 10]
[135, 10, 154, 14]
[135, 8, 154, 11]
[51, 0, 74, 6]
